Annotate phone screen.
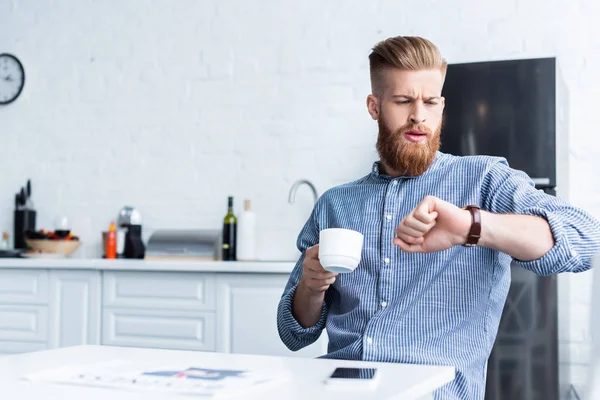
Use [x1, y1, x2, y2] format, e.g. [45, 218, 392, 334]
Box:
[329, 367, 377, 380]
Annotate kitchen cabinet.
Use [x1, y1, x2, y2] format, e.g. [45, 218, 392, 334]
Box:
[216, 273, 328, 357]
[0, 269, 48, 305]
[48, 270, 101, 348]
[0, 305, 48, 342]
[102, 308, 216, 351]
[0, 269, 100, 355]
[0, 261, 329, 359]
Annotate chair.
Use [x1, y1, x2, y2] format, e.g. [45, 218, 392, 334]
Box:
[586, 252, 600, 399]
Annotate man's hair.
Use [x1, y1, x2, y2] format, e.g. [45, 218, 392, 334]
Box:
[369, 36, 447, 96]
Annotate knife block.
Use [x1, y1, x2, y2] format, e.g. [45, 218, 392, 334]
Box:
[14, 209, 36, 249]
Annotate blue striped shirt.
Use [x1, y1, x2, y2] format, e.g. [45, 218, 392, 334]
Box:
[277, 151, 600, 399]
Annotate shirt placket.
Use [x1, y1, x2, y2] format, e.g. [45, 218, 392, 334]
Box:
[362, 178, 400, 360]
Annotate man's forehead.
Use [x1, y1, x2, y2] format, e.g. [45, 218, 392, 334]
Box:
[383, 68, 444, 95]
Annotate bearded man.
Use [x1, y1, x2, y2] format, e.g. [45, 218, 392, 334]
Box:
[276, 36, 600, 399]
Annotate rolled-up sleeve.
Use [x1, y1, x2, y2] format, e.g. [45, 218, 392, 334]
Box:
[277, 205, 330, 351]
[481, 159, 600, 275]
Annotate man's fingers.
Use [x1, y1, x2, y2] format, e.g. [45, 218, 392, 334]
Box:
[305, 244, 320, 260]
[318, 269, 339, 279]
[402, 215, 436, 234]
[315, 276, 336, 286]
[309, 269, 338, 279]
[393, 237, 424, 253]
[304, 258, 337, 277]
[412, 196, 439, 224]
[305, 276, 337, 292]
[305, 259, 326, 273]
[414, 206, 438, 224]
[395, 232, 424, 245]
[396, 222, 423, 238]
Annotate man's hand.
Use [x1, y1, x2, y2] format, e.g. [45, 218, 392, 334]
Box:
[393, 196, 471, 253]
[300, 244, 338, 293]
[292, 244, 338, 328]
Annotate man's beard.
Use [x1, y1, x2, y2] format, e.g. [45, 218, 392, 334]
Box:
[376, 117, 441, 177]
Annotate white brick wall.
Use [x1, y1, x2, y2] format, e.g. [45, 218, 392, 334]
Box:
[2, 0, 599, 396]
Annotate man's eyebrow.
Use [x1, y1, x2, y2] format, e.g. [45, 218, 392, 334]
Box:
[391, 94, 442, 100]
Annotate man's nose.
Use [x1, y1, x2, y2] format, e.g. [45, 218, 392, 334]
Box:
[410, 104, 426, 124]
[410, 114, 426, 124]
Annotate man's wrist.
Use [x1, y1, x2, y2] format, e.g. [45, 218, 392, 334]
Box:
[459, 206, 484, 247]
[456, 208, 473, 245]
[476, 210, 493, 248]
[460, 209, 493, 248]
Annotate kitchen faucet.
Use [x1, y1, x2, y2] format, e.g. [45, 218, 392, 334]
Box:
[288, 179, 318, 205]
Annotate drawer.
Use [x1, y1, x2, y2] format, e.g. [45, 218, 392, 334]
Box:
[103, 271, 216, 311]
[0, 341, 47, 356]
[102, 308, 216, 351]
[0, 305, 48, 342]
[0, 270, 49, 304]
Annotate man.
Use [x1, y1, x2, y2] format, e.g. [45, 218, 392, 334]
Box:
[276, 36, 600, 399]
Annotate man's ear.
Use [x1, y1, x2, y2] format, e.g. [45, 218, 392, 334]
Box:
[440, 96, 445, 112]
[366, 94, 380, 120]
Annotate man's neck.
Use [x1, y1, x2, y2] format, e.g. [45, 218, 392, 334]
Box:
[379, 160, 403, 178]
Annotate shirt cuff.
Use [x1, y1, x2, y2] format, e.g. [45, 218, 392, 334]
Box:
[513, 207, 584, 275]
[277, 283, 328, 349]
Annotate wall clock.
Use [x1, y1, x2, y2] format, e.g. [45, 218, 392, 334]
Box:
[0, 53, 25, 105]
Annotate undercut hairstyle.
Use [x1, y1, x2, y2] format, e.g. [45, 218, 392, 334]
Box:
[368, 36, 447, 96]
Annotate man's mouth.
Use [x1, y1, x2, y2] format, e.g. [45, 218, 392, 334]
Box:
[404, 130, 428, 143]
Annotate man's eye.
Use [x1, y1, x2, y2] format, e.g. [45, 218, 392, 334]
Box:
[395, 100, 410, 105]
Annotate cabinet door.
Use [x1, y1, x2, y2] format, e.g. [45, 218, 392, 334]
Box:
[103, 271, 216, 311]
[102, 308, 216, 351]
[48, 270, 101, 348]
[0, 269, 48, 305]
[0, 305, 48, 342]
[216, 274, 328, 357]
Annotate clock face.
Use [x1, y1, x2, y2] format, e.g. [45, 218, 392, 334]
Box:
[0, 54, 25, 105]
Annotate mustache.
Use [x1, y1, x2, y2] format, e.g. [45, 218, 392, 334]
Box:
[394, 123, 433, 136]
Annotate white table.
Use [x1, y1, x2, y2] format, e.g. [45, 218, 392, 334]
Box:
[0, 345, 455, 399]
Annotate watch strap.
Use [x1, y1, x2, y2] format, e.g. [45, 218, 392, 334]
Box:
[462, 205, 481, 246]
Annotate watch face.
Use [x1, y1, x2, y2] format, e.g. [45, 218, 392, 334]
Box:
[0, 54, 25, 105]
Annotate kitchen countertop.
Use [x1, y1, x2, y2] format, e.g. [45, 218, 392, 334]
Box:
[0, 257, 297, 273]
[0, 345, 455, 400]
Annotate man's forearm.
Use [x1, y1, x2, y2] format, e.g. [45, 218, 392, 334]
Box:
[292, 280, 326, 329]
[477, 210, 555, 261]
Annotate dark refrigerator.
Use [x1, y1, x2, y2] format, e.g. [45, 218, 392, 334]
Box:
[440, 57, 559, 400]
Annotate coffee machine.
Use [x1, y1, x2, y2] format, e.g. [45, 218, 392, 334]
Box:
[117, 206, 145, 259]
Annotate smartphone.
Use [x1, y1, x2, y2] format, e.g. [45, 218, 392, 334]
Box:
[324, 367, 379, 389]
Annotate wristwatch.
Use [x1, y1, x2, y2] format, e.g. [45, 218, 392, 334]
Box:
[461, 205, 481, 247]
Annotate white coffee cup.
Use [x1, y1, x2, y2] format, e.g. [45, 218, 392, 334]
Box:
[318, 228, 364, 273]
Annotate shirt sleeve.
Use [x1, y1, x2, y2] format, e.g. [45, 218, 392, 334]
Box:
[276, 204, 331, 352]
[481, 158, 600, 275]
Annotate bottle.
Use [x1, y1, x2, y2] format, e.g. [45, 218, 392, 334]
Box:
[106, 221, 117, 259]
[237, 199, 256, 260]
[222, 196, 237, 261]
[0, 232, 9, 250]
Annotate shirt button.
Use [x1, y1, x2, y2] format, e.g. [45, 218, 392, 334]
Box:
[384, 257, 390, 264]
[571, 249, 579, 258]
[381, 301, 387, 308]
[392, 180, 398, 186]
[366, 337, 373, 345]
[386, 215, 392, 221]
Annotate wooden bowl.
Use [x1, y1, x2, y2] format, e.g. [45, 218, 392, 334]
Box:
[24, 239, 81, 256]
